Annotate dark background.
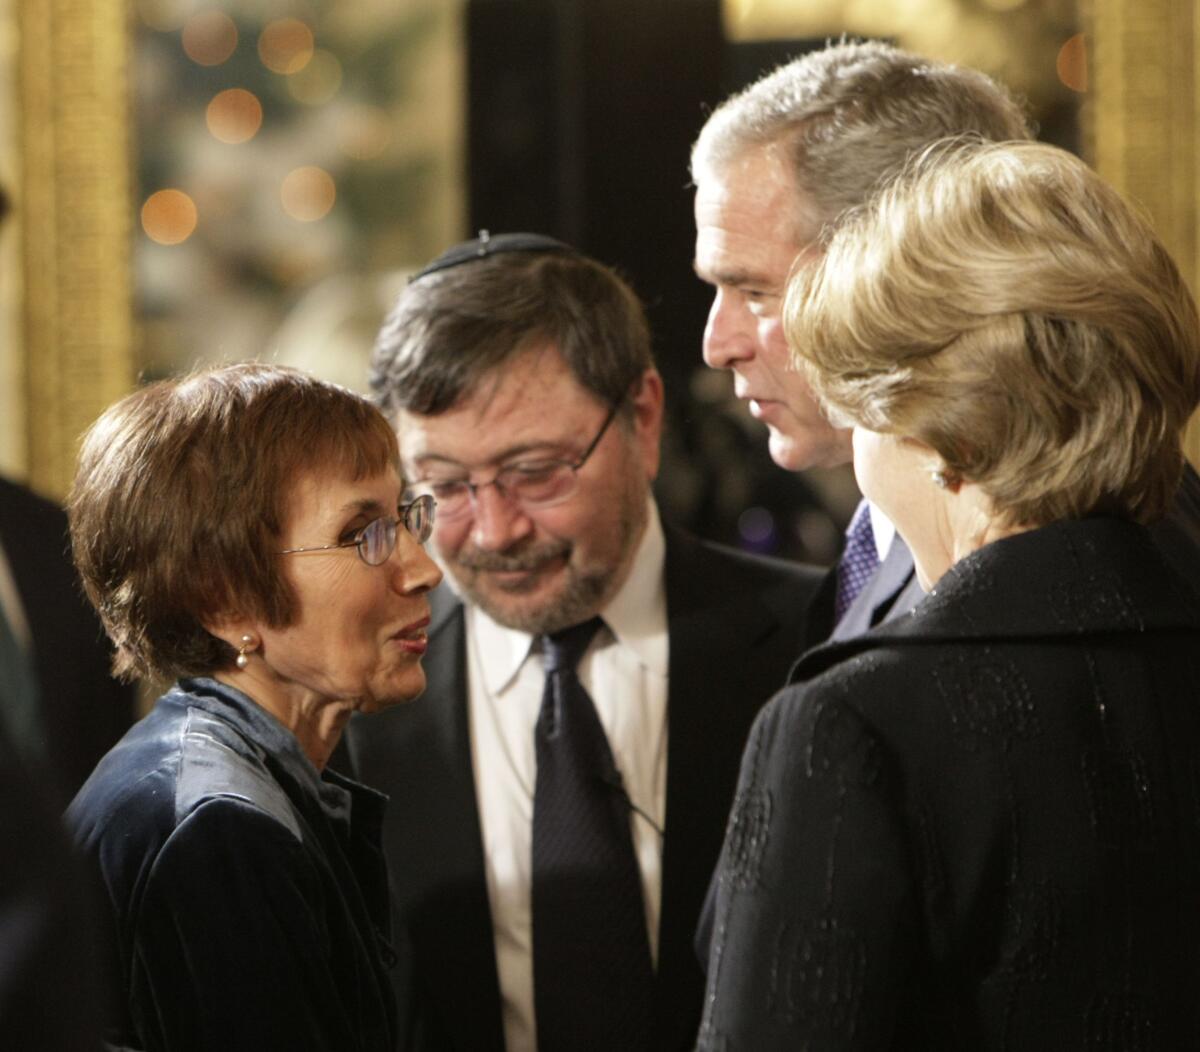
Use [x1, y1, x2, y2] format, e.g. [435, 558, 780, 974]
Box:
[466, 0, 849, 565]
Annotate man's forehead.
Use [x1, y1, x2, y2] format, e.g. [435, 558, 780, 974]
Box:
[696, 142, 801, 206]
[693, 211, 808, 290]
[395, 368, 605, 469]
[695, 150, 820, 275]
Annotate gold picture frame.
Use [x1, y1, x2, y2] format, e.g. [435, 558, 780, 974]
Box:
[17, 0, 134, 500]
[9, 0, 1199, 495]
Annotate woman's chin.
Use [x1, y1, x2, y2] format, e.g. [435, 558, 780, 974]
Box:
[357, 672, 428, 715]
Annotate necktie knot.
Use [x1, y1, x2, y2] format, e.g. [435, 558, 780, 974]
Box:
[541, 616, 604, 675]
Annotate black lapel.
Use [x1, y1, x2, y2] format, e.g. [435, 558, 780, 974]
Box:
[654, 528, 800, 1051]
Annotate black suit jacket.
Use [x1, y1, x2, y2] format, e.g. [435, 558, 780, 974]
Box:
[701, 516, 1200, 1049]
[341, 526, 821, 1052]
[0, 721, 104, 1050]
[0, 476, 135, 802]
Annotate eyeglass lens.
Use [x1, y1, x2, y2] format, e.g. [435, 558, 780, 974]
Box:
[357, 496, 436, 566]
[402, 494, 435, 543]
[432, 465, 574, 520]
[419, 401, 618, 521]
[358, 517, 397, 566]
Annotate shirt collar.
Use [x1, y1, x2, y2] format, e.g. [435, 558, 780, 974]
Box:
[867, 501, 896, 562]
[175, 676, 371, 826]
[469, 497, 668, 694]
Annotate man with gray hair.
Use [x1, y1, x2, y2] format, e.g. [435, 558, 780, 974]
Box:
[692, 39, 1032, 639]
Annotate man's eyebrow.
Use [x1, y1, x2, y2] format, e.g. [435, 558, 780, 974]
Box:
[411, 441, 570, 473]
[692, 260, 773, 290]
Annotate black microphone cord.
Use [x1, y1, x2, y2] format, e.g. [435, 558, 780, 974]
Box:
[598, 765, 664, 837]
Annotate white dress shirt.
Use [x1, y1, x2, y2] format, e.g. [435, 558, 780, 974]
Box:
[465, 499, 669, 1052]
[867, 500, 896, 562]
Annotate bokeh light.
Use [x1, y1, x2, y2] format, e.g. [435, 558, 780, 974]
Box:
[287, 49, 343, 106]
[1056, 33, 1088, 93]
[737, 506, 777, 550]
[182, 10, 238, 67]
[206, 88, 264, 144]
[141, 189, 198, 245]
[280, 167, 336, 222]
[337, 106, 393, 161]
[258, 18, 314, 75]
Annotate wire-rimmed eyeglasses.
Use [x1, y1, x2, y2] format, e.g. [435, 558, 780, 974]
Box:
[279, 494, 436, 567]
[410, 402, 621, 522]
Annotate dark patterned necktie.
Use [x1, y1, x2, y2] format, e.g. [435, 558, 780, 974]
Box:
[834, 500, 882, 622]
[531, 617, 654, 1052]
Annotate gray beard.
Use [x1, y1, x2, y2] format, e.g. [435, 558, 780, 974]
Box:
[447, 488, 647, 636]
[467, 560, 616, 635]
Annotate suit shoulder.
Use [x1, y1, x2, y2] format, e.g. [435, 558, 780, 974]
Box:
[667, 527, 823, 592]
[749, 666, 893, 788]
[780, 646, 920, 730]
[69, 702, 302, 854]
[0, 474, 65, 524]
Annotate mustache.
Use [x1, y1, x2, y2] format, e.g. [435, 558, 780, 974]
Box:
[454, 540, 570, 573]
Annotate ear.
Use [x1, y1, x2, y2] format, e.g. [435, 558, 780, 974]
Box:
[629, 368, 665, 481]
[906, 441, 963, 494]
[202, 613, 260, 655]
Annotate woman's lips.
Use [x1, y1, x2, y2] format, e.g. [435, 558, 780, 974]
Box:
[391, 616, 430, 654]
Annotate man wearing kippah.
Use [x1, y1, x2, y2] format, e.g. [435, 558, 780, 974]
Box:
[341, 233, 821, 1052]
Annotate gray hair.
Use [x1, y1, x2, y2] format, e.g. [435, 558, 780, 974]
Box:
[691, 39, 1032, 226]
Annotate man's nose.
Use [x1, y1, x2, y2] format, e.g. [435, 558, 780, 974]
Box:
[469, 483, 533, 551]
[702, 289, 755, 370]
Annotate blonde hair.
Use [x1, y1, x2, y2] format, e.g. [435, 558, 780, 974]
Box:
[784, 138, 1200, 527]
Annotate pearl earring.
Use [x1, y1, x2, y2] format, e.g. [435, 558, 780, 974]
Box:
[236, 634, 255, 670]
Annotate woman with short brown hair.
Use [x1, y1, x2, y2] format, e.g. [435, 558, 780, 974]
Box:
[67, 363, 441, 1052]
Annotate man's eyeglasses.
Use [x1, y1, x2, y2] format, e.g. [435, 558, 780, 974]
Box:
[411, 401, 621, 522]
[279, 494, 436, 567]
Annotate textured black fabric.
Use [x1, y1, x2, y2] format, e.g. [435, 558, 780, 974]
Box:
[337, 524, 823, 1052]
[532, 618, 653, 1052]
[66, 678, 397, 1052]
[701, 517, 1200, 1050]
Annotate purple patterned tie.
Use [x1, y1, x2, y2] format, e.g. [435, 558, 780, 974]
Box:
[531, 617, 654, 1052]
[834, 500, 882, 622]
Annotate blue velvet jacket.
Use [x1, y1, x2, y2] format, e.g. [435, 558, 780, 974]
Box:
[67, 678, 396, 1052]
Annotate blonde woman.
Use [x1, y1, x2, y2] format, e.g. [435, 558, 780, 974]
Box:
[700, 140, 1200, 1049]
